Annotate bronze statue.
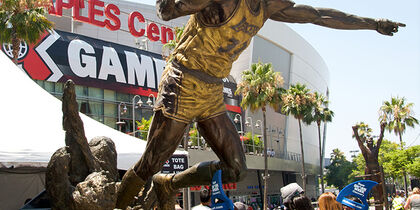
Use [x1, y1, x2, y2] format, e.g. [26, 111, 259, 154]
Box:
[352, 123, 386, 210]
[116, 0, 404, 208]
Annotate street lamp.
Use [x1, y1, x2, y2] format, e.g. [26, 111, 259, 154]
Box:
[132, 95, 143, 136]
[245, 117, 255, 154]
[234, 114, 245, 150]
[116, 102, 127, 131]
[132, 94, 155, 137]
[147, 94, 155, 107]
[255, 120, 263, 154]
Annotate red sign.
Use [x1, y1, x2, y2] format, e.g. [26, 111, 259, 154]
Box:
[48, 0, 175, 44]
[190, 183, 237, 192]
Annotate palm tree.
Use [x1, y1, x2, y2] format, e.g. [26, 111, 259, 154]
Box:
[236, 62, 284, 210]
[303, 92, 334, 194]
[281, 83, 315, 192]
[0, 0, 53, 63]
[379, 96, 418, 195]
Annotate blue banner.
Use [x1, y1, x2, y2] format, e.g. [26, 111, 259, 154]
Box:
[211, 170, 234, 210]
[336, 180, 378, 210]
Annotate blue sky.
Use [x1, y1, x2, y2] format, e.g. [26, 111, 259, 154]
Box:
[287, 0, 420, 159]
[134, 0, 420, 159]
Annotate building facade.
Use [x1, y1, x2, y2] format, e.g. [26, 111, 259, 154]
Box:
[2, 0, 330, 207]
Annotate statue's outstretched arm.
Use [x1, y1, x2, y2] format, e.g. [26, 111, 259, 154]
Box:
[266, 0, 405, 36]
[156, 0, 212, 20]
[352, 125, 369, 157]
[376, 123, 386, 149]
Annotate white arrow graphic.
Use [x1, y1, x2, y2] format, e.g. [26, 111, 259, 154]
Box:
[35, 31, 63, 82]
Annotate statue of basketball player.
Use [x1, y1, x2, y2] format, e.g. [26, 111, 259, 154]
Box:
[353, 123, 386, 209]
[115, 0, 404, 208]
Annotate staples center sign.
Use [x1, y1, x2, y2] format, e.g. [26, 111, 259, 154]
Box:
[49, 0, 175, 44]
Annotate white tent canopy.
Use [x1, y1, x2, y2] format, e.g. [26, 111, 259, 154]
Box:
[0, 50, 190, 210]
[0, 51, 185, 170]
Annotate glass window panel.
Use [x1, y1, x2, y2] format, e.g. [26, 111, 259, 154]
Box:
[35, 80, 44, 88]
[104, 103, 116, 117]
[75, 85, 88, 96]
[104, 89, 115, 101]
[77, 100, 89, 114]
[88, 87, 103, 100]
[44, 81, 55, 92]
[104, 117, 117, 129]
[116, 92, 130, 102]
[55, 82, 63, 94]
[88, 101, 104, 119]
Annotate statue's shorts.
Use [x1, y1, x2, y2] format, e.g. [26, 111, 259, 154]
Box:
[154, 62, 226, 124]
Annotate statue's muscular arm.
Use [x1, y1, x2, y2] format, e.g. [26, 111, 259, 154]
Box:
[264, 0, 405, 36]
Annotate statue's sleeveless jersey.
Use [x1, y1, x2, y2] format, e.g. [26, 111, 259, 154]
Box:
[173, 0, 265, 78]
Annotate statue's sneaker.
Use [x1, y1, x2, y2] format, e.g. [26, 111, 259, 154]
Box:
[152, 173, 177, 210]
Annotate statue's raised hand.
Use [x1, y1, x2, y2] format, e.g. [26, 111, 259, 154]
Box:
[376, 19, 406, 36]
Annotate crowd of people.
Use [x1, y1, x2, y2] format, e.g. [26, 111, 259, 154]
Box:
[315, 187, 420, 210]
[172, 185, 420, 209]
[389, 188, 420, 210]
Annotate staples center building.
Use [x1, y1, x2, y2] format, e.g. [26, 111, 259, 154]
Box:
[3, 0, 330, 206]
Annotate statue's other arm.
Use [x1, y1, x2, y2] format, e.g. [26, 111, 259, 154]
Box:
[376, 122, 386, 149]
[265, 0, 405, 36]
[156, 0, 212, 20]
[352, 125, 370, 159]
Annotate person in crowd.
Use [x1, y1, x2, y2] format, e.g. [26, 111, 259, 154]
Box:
[393, 191, 406, 210]
[281, 183, 313, 210]
[291, 194, 314, 210]
[317, 192, 342, 210]
[192, 189, 212, 209]
[341, 196, 362, 210]
[405, 187, 420, 210]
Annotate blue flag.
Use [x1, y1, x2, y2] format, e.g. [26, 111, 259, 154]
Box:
[336, 180, 378, 210]
[211, 170, 234, 210]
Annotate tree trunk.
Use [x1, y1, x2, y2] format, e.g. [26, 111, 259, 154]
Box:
[298, 119, 306, 193]
[12, 36, 20, 63]
[317, 122, 324, 194]
[380, 166, 389, 210]
[263, 108, 269, 210]
[398, 130, 408, 196]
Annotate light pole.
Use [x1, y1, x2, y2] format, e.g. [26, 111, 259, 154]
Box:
[234, 114, 245, 150]
[147, 94, 155, 107]
[245, 117, 255, 154]
[132, 95, 143, 137]
[132, 94, 155, 137]
[116, 102, 127, 131]
[255, 120, 263, 154]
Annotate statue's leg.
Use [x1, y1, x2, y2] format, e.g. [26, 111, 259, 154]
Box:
[152, 113, 247, 209]
[115, 110, 188, 209]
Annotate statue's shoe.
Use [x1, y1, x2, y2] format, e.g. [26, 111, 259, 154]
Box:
[115, 168, 146, 209]
[152, 173, 177, 210]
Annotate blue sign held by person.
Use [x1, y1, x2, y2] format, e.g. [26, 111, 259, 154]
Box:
[336, 180, 378, 210]
[211, 170, 234, 210]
